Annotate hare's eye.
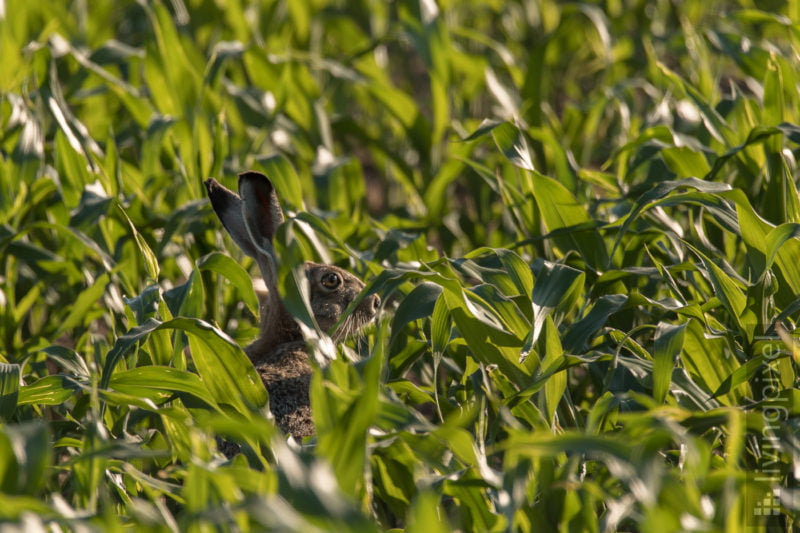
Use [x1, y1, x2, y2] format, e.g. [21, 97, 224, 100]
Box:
[320, 272, 342, 290]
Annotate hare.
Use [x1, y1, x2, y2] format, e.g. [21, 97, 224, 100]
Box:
[204, 171, 380, 439]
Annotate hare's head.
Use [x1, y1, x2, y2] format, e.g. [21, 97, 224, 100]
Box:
[304, 262, 380, 339]
[204, 171, 380, 355]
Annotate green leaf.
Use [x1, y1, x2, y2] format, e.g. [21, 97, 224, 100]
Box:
[197, 252, 259, 314]
[725, 189, 800, 299]
[391, 282, 442, 343]
[123, 284, 161, 325]
[763, 223, 800, 280]
[430, 292, 451, 357]
[204, 40, 245, 87]
[39, 345, 90, 378]
[685, 242, 754, 339]
[712, 353, 775, 399]
[316, 349, 383, 497]
[0, 422, 51, 495]
[661, 146, 711, 178]
[100, 318, 267, 416]
[0, 495, 54, 521]
[69, 182, 113, 229]
[563, 294, 627, 353]
[53, 130, 90, 207]
[109, 366, 219, 409]
[255, 154, 304, 210]
[18, 375, 82, 408]
[176, 318, 269, 415]
[530, 171, 609, 270]
[438, 275, 529, 385]
[55, 272, 111, 336]
[163, 270, 204, 318]
[0, 363, 20, 419]
[494, 248, 535, 297]
[680, 320, 741, 404]
[118, 204, 159, 281]
[491, 121, 534, 171]
[541, 316, 566, 424]
[762, 55, 784, 126]
[611, 177, 735, 258]
[652, 322, 687, 404]
[462, 118, 505, 141]
[528, 260, 584, 357]
[315, 324, 391, 500]
[406, 491, 450, 533]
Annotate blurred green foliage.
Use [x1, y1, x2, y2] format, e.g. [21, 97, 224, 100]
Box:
[0, 0, 799, 530]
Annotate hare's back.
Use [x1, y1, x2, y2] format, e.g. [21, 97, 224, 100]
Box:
[254, 341, 311, 381]
[253, 341, 314, 438]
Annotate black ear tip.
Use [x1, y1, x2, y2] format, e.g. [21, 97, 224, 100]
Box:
[239, 170, 266, 178]
[204, 178, 219, 192]
[238, 171, 275, 200]
[238, 170, 271, 185]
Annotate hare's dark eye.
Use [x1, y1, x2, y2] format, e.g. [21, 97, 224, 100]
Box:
[320, 272, 342, 290]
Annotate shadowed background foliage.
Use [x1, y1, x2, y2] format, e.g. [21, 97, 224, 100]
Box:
[0, 0, 799, 530]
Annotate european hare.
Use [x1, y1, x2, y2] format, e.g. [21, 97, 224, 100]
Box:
[205, 171, 380, 438]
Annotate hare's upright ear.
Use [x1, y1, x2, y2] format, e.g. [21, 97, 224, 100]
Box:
[207, 172, 291, 351]
[237, 171, 284, 255]
[204, 171, 285, 258]
[204, 177, 259, 258]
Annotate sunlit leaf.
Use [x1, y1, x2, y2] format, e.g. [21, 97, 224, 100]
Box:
[540, 316, 566, 424]
[527, 260, 584, 358]
[256, 154, 304, 210]
[0, 364, 20, 420]
[197, 252, 259, 314]
[652, 321, 687, 404]
[530, 171, 609, 270]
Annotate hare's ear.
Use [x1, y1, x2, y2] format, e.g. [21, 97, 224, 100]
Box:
[204, 177, 259, 258]
[238, 171, 285, 296]
[238, 171, 284, 254]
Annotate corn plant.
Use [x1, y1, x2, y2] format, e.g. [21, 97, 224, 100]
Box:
[0, 0, 798, 531]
